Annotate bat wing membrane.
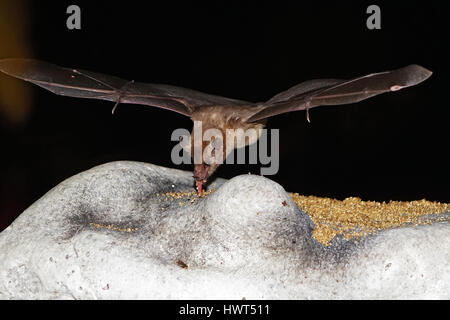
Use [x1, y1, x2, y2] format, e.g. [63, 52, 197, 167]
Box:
[0, 60, 432, 121]
[0, 59, 250, 117]
[246, 64, 432, 122]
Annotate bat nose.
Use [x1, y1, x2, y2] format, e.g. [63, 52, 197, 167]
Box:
[193, 173, 208, 182]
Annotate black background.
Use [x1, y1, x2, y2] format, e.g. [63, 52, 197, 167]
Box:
[0, 1, 448, 231]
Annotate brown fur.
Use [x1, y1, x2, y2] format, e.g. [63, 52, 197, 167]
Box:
[190, 105, 266, 183]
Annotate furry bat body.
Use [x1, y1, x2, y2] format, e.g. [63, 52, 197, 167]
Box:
[0, 59, 432, 194]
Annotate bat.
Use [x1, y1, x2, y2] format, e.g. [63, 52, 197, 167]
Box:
[0, 59, 432, 195]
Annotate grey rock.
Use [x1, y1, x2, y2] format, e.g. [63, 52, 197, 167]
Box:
[0, 161, 449, 299]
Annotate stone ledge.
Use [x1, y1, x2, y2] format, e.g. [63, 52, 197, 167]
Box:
[0, 161, 449, 299]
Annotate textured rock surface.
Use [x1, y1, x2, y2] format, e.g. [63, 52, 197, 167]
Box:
[0, 161, 449, 299]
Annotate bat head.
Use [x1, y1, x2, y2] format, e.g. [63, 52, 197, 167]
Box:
[191, 139, 222, 196]
[193, 163, 211, 183]
[191, 137, 223, 184]
[179, 133, 223, 187]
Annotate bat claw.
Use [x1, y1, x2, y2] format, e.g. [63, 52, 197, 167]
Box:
[111, 100, 120, 114]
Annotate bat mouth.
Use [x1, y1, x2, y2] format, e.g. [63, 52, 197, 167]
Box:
[193, 175, 208, 183]
[193, 166, 209, 196]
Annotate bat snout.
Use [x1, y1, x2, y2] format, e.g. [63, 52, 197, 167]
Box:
[193, 163, 210, 183]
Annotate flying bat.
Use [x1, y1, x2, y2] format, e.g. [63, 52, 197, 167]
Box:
[0, 59, 432, 195]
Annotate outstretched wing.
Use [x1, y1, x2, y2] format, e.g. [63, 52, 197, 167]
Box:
[247, 65, 432, 122]
[0, 59, 250, 117]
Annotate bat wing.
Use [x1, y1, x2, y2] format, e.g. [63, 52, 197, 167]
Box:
[0, 59, 250, 117]
[246, 64, 432, 122]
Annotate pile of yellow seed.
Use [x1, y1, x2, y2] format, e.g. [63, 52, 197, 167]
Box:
[89, 222, 138, 233]
[157, 189, 216, 206]
[156, 190, 197, 199]
[289, 193, 450, 246]
[88, 187, 449, 244]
